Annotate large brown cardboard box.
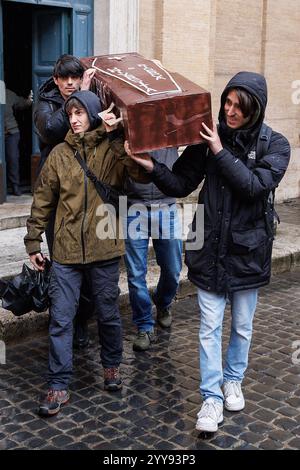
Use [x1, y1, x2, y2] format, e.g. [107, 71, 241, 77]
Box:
[81, 53, 212, 154]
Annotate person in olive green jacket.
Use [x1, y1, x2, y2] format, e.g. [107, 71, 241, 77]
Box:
[24, 90, 147, 417]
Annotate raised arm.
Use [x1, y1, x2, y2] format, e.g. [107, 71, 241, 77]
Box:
[214, 132, 290, 201]
[126, 141, 207, 198]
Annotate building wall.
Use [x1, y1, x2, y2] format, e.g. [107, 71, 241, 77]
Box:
[94, 0, 300, 201]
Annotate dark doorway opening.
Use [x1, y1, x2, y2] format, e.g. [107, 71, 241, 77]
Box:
[3, 1, 33, 193]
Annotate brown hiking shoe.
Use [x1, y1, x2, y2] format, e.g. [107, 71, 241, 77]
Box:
[156, 305, 172, 328]
[38, 389, 70, 417]
[103, 367, 123, 391]
[151, 293, 172, 328]
[133, 328, 156, 351]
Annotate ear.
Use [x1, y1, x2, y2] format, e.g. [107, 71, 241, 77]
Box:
[53, 76, 58, 86]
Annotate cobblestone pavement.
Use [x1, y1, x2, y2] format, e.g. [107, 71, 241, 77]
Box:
[0, 268, 300, 451]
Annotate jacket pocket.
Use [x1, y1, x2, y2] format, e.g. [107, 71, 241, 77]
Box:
[229, 227, 270, 276]
[230, 227, 268, 255]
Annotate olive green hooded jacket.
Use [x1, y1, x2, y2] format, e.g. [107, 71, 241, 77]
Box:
[24, 125, 148, 264]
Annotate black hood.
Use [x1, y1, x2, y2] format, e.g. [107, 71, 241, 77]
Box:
[219, 71, 267, 127]
[38, 77, 64, 106]
[218, 71, 268, 150]
[64, 90, 102, 130]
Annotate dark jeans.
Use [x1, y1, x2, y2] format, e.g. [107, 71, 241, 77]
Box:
[5, 132, 20, 187]
[47, 260, 123, 390]
[45, 209, 91, 326]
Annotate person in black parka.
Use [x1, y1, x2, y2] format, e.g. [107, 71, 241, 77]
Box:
[34, 54, 95, 349]
[125, 71, 291, 433]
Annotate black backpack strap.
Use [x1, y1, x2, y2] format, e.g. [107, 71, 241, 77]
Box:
[256, 124, 281, 233]
[256, 122, 272, 161]
[73, 150, 99, 185]
[71, 148, 121, 215]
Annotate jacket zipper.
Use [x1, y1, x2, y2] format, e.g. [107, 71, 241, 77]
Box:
[81, 144, 88, 263]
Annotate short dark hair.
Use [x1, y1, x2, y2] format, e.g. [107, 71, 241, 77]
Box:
[65, 97, 86, 115]
[53, 54, 84, 79]
[228, 87, 256, 118]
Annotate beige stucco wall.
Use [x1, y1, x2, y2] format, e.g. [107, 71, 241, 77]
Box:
[94, 0, 300, 201]
[138, 0, 300, 201]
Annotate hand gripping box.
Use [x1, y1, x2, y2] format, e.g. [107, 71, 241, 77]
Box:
[81, 53, 212, 154]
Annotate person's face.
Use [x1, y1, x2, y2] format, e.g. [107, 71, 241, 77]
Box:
[224, 90, 251, 129]
[67, 106, 90, 133]
[53, 75, 82, 100]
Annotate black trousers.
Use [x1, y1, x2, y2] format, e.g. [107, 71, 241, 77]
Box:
[5, 132, 20, 187]
[47, 260, 122, 389]
[45, 209, 93, 326]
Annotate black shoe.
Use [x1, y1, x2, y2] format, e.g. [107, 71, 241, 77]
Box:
[12, 185, 22, 196]
[73, 321, 90, 349]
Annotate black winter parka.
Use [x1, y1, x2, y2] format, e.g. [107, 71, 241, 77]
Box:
[33, 77, 70, 170]
[150, 72, 291, 294]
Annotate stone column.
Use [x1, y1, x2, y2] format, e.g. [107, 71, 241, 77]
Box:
[94, 0, 139, 55]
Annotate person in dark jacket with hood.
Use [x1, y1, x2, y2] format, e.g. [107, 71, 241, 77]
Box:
[125, 71, 290, 433]
[25, 90, 148, 417]
[34, 54, 95, 349]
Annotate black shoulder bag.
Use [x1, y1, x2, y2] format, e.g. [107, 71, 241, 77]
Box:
[74, 150, 123, 216]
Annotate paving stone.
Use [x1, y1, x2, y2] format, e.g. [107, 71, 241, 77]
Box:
[259, 439, 284, 450]
[286, 397, 300, 407]
[1, 424, 20, 434]
[26, 437, 46, 449]
[10, 431, 32, 443]
[277, 407, 300, 418]
[258, 398, 283, 411]
[64, 442, 90, 450]
[248, 421, 272, 435]
[288, 437, 300, 449]
[273, 417, 298, 432]
[269, 429, 295, 442]
[282, 375, 300, 385]
[39, 427, 62, 440]
[252, 408, 278, 422]
[0, 439, 19, 450]
[265, 390, 289, 401]
[210, 435, 241, 449]
[153, 440, 177, 450]
[51, 434, 75, 448]
[240, 431, 265, 444]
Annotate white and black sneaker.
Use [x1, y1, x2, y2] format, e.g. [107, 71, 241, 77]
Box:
[223, 381, 245, 411]
[195, 398, 223, 433]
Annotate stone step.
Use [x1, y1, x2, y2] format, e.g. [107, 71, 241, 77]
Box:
[0, 195, 32, 231]
[1, 218, 300, 342]
[0, 258, 194, 342]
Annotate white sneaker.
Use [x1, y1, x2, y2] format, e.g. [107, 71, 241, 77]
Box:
[223, 381, 245, 411]
[195, 398, 223, 432]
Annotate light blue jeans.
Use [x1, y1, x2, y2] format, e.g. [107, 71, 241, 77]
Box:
[197, 288, 258, 402]
[124, 204, 182, 331]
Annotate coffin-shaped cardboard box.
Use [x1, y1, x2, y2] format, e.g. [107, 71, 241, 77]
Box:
[81, 53, 212, 154]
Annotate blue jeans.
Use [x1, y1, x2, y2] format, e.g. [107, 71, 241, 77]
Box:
[124, 205, 182, 331]
[197, 288, 258, 402]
